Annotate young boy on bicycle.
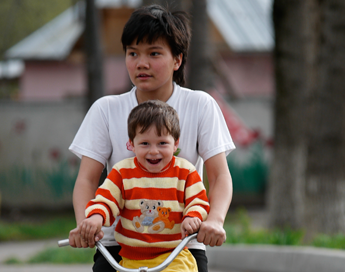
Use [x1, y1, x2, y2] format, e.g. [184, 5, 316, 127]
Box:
[79, 100, 210, 271]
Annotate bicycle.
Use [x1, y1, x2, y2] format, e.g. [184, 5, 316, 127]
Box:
[58, 232, 198, 272]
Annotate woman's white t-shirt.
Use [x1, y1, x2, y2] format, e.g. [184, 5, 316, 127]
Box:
[69, 83, 235, 249]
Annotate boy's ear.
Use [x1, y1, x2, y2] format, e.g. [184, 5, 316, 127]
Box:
[173, 54, 183, 71]
[174, 139, 180, 152]
[129, 139, 135, 152]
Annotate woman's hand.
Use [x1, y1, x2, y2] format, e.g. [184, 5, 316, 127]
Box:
[69, 225, 88, 248]
[197, 218, 226, 247]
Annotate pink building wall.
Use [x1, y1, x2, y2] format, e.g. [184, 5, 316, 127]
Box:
[20, 57, 130, 101]
[224, 54, 274, 97]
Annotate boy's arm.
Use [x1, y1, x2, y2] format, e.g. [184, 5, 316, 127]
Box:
[199, 152, 232, 247]
[183, 168, 210, 223]
[85, 168, 124, 227]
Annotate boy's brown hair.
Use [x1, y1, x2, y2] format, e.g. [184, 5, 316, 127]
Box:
[121, 4, 191, 86]
[128, 100, 180, 142]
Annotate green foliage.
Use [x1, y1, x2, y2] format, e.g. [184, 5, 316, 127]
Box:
[224, 209, 345, 249]
[3, 257, 23, 264]
[0, 0, 73, 58]
[43, 160, 77, 198]
[312, 233, 345, 250]
[0, 160, 78, 207]
[0, 215, 76, 242]
[225, 208, 304, 246]
[28, 247, 94, 264]
[227, 142, 269, 195]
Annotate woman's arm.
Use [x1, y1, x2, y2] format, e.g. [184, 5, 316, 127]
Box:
[69, 156, 104, 248]
[197, 152, 233, 247]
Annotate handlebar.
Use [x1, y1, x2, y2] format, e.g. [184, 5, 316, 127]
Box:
[58, 233, 198, 272]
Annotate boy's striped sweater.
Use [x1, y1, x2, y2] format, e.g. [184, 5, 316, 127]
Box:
[85, 156, 210, 260]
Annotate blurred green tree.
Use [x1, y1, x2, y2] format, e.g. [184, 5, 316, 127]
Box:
[0, 0, 73, 59]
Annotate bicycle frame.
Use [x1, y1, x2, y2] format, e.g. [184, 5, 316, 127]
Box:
[58, 233, 198, 272]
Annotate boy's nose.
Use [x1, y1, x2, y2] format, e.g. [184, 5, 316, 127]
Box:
[149, 146, 159, 154]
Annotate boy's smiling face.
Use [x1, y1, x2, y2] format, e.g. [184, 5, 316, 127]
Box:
[129, 125, 179, 173]
[125, 38, 182, 103]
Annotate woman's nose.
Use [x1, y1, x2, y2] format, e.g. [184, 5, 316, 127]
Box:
[137, 56, 149, 69]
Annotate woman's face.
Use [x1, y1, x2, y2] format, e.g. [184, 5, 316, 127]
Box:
[125, 38, 182, 103]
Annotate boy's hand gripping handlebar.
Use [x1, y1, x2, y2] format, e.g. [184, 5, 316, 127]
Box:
[58, 233, 198, 272]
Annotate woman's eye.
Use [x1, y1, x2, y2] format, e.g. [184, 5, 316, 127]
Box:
[128, 52, 136, 57]
[151, 52, 160, 56]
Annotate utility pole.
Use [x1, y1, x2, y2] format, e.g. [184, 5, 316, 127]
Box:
[84, 0, 104, 110]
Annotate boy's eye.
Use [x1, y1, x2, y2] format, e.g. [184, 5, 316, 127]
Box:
[159, 142, 167, 145]
[141, 142, 148, 145]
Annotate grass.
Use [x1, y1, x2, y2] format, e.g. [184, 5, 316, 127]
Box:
[311, 234, 345, 249]
[0, 214, 76, 242]
[3, 208, 345, 264]
[224, 208, 345, 250]
[224, 208, 304, 246]
[28, 247, 94, 264]
[3, 247, 94, 265]
[0, 212, 95, 264]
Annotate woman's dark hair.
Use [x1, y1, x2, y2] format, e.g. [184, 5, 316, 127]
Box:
[121, 4, 191, 86]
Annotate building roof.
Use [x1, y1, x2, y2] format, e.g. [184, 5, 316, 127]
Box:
[4, 0, 140, 61]
[4, 3, 84, 61]
[208, 0, 274, 52]
[4, 0, 273, 60]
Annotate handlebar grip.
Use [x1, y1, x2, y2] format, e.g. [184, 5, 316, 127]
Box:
[58, 239, 70, 247]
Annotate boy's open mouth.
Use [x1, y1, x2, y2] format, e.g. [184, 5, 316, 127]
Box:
[147, 159, 162, 165]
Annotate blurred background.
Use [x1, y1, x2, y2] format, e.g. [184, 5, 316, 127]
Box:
[0, 0, 344, 241]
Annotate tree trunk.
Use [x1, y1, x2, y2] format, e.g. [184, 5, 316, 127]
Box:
[187, 0, 214, 91]
[85, 0, 104, 110]
[303, 0, 345, 237]
[267, 0, 317, 229]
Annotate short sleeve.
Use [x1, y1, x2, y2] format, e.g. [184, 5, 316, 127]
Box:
[197, 94, 235, 161]
[69, 98, 112, 166]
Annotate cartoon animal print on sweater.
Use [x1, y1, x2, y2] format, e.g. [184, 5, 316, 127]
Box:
[132, 200, 165, 233]
[132, 200, 177, 233]
[153, 207, 175, 229]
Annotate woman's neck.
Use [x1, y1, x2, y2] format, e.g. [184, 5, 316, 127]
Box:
[136, 83, 174, 104]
